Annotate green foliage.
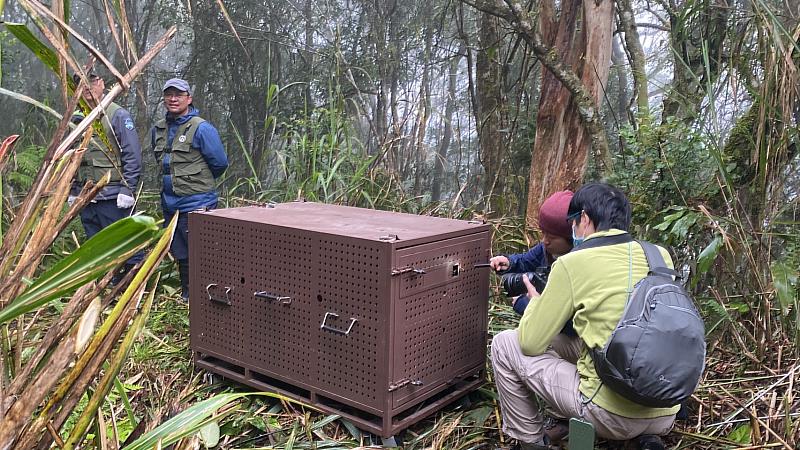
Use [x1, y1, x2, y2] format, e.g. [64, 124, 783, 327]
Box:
[0, 216, 161, 324]
[226, 87, 408, 211]
[3, 22, 59, 73]
[727, 424, 752, 444]
[612, 120, 718, 225]
[771, 260, 798, 318]
[6, 144, 45, 194]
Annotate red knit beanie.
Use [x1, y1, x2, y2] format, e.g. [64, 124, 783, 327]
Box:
[538, 190, 573, 239]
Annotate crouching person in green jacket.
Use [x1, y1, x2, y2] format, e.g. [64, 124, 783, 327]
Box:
[491, 183, 678, 450]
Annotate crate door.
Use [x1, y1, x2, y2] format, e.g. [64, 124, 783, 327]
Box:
[189, 214, 250, 363]
[238, 222, 316, 385]
[311, 236, 390, 412]
[391, 232, 490, 408]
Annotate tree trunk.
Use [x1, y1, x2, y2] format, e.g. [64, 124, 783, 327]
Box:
[476, 11, 506, 218]
[525, 0, 614, 231]
[432, 48, 463, 202]
[617, 0, 648, 125]
[662, 0, 730, 124]
[611, 36, 630, 127]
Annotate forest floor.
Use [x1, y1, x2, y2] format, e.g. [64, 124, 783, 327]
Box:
[117, 274, 797, 449]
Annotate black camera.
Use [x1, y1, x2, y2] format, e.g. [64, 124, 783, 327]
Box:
[501, 267, 550, 297]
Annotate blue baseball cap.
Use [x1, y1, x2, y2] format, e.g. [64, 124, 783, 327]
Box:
[162, 78, 191, 95]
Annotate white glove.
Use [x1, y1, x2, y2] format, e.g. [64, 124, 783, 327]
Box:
[117, 193, 135, 209]
[67, 195, 77, 207]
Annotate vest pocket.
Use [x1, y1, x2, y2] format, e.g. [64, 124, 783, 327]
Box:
[91, 157, 116, 168]
[172, 160, 215, 196]
[173, 160, 204, 177]
[85, 156, 121, 182]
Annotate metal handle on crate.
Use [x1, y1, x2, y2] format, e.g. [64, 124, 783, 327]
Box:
[206, 283, 231, 305]
[390, 266, 426, 276]
[254, 291, 292, 305]
[320, 312, 358, 335]
[388, 378, 424, 392]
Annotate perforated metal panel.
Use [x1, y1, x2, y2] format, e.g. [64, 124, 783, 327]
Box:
[313, 235, 389, 410]
[241, 222, 316, 384]
[391, 234, 489, 408]
[189, 202, 490, 437]
[190, 215, 251, 362]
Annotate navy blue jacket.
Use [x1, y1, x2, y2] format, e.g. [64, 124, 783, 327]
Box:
[71, 105, 142, 201]
[504, 242, 576, 335]
[150, 106, 228, 213]
[505, 242, 551, 274]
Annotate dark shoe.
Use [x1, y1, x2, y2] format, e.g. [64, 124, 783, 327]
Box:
[635, 435, 665, 450]
[110, 263, 137, 286]
[543, 419, 569, 444]
[178, 259, 189, 300]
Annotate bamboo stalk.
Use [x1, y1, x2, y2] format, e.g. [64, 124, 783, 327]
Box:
[3, 283, 95, 412]
[61, 279, 157, 450]
[52, 25, 176, 162]
[717, 385, 793, 449]
[0, 298, 100, 449]
[19, 0, 126, 84]
[22, 217, 175, 450]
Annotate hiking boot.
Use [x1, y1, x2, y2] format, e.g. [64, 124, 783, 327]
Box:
[635, 435, 665, 450]
[543, 419, 569, 444]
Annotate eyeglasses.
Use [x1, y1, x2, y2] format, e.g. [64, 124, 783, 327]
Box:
[163, 92, 189, 99]
[566, 211, 582, 224]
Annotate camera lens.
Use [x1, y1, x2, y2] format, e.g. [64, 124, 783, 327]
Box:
[501, 270, 549, 297]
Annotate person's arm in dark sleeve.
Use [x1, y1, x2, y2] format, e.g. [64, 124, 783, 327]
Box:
[193, 122, 228, 178]
[150, 127, 156, 153]
[506, 243, 547, 273]
[111, 109, 142, 196]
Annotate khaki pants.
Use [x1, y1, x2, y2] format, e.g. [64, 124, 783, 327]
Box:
[490, 329, 676, 443]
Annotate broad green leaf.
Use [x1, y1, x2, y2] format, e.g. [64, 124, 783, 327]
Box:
[4, 23, 59, 73]
[730, 302, 750, 313]
[199, 421, 220, 448]
[771, 260, 798, 316]
[727, 424, 751, 444]
[654, 208, 687, 231]
[697, 236, 723, 275]
[0, 216, 160, 324]
[669, 213, 698, 238]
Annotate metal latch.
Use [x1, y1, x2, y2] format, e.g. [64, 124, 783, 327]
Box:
[390, 266, 426, 276]
[388, 378, 423, 392]
[254, 291, 292, 304]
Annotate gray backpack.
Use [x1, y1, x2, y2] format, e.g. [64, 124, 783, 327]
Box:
[590, 241, 706, 408]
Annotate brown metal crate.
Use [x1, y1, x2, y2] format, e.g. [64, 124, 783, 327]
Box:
[189, 202, 490, 437]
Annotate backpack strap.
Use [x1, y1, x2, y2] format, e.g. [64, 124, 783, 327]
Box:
[636, 241, 680, 279]
[571, 233, 633, 252]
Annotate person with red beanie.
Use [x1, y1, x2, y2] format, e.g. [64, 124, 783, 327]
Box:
[489, 190, 574, 316]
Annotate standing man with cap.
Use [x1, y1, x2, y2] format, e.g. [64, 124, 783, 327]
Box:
[151, 78, 228, 300]
[70, 70, 143, 279]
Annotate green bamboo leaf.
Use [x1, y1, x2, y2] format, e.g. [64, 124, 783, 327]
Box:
[697, 236, 723, 275]
[770, 260, 798, 316]
[124, 392, 314, 450]
[4, 22, 59, 73]
[0, 216, 160, 324]
[123, 393, 249, 450]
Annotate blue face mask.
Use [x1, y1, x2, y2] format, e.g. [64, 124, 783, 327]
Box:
[572, 223, 585, 247]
